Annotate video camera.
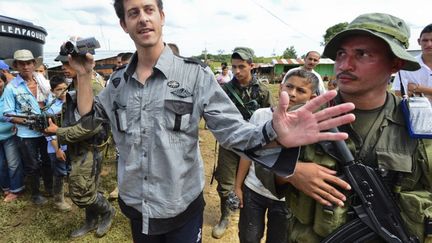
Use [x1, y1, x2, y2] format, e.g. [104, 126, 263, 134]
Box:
[5, 113, 59, 132]
[60, 37, 101, 56]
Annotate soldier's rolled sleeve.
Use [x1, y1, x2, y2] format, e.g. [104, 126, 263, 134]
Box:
[57, 123, 102, 144]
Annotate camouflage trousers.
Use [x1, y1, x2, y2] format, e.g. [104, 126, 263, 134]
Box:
[68, 146, 103, 207]
[214, 146, 239, 199]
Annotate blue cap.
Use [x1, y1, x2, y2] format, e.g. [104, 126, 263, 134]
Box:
[0, 60, 9, 70]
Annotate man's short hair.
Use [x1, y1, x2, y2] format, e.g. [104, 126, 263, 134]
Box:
[323, 13, 420, 71]
[282, 69, 319, 95]
[420, 24, 432, 37]
[49, 75, 68, 90]
[114, 0, 163, 21]
[305, 51, 320, 58]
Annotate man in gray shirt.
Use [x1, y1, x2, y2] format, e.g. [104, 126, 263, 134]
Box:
[64, 0, 354, 242]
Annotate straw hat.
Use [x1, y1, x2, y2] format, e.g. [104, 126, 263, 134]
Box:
[5, 49, 43, 68]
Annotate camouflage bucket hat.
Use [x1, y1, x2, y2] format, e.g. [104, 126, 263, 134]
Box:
[232, 47, 254, 61]
[323, 13, 420, 71]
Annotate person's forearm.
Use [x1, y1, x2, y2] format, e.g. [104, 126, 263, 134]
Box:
[50, 139, 59, 150]
[235, 158, 251, 189]
[76, 72, 94, 116]
[416, 85, 432, 96]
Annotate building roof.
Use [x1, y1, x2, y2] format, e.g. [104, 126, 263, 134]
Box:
[272, 58, 334, 65]
[44, 50, 134, 69]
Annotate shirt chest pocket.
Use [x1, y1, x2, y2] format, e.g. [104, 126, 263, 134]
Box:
[164, 99, 193, 132]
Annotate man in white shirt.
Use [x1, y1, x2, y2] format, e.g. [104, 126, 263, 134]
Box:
[392, 24, 432, 101]
[283, 51, 326, 95]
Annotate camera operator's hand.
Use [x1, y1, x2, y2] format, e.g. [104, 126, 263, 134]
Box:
[68, 53, 95, 76]
[44, 118, 58, 135]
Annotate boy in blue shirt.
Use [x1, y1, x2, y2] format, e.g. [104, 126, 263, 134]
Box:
[44, 75, 71, 211]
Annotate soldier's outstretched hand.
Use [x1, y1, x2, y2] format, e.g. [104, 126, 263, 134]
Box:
[272, 90, 355, 148]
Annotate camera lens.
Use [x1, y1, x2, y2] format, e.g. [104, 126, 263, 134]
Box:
[64, 41, 76, 55]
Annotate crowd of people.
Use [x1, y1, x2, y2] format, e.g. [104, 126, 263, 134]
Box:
[1, 0, 432, 242]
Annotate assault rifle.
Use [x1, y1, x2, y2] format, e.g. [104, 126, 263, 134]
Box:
[321, 127, 418, 243]
[5, 113, 59, 132]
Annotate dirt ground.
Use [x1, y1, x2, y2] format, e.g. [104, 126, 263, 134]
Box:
[199, 125, 241, 243]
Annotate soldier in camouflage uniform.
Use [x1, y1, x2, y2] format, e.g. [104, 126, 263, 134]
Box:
[45, 49, 114, 238]
[212, 47, 273, 239]
[256, 13, 432, 242]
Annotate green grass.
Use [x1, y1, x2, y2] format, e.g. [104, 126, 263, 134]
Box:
[0, 143, 131, 243]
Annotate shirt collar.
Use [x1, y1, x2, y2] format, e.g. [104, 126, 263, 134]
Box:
[124, 44, 174, 81]
[417, 54, 431, 70]
[11, 74, 26, 88]
[232, 75, 259, 88]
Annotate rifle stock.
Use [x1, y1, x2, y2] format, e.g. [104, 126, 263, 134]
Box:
[322, 127, 418, 243]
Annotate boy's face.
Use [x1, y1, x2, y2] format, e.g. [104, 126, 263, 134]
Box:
[52, 82, 68, 100]
[231, 58, 253, 84]
[418, 32, 432, 56]
[281, 76, 315, 107]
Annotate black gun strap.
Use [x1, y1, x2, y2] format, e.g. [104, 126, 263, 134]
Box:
[399, 72, 406, 97]
[224, 82, 252, 117]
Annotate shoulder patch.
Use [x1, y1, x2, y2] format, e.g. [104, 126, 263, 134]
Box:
[112, 78, 121, 88]
[171, 88, 193, 98]
[183, 57, 208, 68]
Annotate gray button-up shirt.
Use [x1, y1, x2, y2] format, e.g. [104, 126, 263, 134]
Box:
[85, 46, 293, 234]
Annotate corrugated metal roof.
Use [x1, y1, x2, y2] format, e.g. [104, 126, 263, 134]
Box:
[272, 58, 334, 65]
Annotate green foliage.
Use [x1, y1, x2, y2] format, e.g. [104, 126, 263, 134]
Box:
[282, 46, 298, 59]
[322, 22, 349, 46]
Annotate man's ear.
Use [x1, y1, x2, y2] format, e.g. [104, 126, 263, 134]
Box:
[160, 10, 165, 26]
[120, 19, 128, 33]
[418, 38, 421, 46]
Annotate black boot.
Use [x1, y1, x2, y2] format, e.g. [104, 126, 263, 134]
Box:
[41, 165, 53, 197]
[94, 193, 116, 238]
[212, 198, 231, 239]
[70, 207, 98, 238]
[30, 175, 47, 205]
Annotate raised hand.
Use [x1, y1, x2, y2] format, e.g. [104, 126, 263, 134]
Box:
[272, 90, 355, 148]
[44, 118, 58, 135]
[68, 53, 95, 76]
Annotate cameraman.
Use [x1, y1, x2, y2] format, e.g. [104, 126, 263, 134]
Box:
[45, 43, 114, 238]
[212, 47, 273, 239]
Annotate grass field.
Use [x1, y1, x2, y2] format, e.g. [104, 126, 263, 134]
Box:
[0, 83, 281, 243]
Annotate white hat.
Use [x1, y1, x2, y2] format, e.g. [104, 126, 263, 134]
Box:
[5, 49, 43, 68]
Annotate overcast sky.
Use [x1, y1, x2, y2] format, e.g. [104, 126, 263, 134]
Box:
[0, 0, 430, 57]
